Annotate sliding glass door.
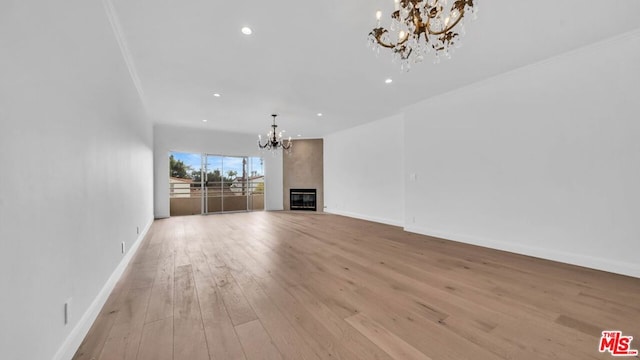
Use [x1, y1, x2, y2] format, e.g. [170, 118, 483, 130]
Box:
[169, 151, 263, 216]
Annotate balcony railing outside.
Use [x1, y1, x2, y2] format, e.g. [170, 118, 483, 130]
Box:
[169, 180, 264, 216]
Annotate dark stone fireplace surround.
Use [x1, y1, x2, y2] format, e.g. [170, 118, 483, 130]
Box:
[290, 189, 317, 211]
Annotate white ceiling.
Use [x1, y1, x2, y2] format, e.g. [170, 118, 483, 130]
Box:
[110, 0, 640, 138]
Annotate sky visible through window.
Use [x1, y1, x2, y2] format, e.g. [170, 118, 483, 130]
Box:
[170, 152, 263, 178]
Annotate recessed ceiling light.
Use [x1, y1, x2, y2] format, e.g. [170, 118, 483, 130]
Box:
[385, 78, 393, 84]
[202, 119, 208, 123]
[317, 113, 323, 117]
[241, 27, 252, 35]
[213, 93, 221, 97]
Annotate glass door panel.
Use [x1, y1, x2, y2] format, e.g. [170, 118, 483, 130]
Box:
[169, 152, 202, 216]
[204, 155, 223, 214]
[247, 157, 264, 211]
[222, 156, 248, 212]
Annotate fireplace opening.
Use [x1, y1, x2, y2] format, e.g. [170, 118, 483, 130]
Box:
[290, 189, 316, 211]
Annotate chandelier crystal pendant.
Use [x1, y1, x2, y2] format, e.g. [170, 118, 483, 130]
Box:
[368, 0, 478, 70]
[257, 114, 292, 152]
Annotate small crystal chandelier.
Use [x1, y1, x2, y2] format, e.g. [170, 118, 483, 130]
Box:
[368, 0, 478, 70]
[257, 114, 292, 152]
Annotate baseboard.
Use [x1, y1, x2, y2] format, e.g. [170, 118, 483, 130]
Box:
[324, 208, 404, 227]
[404, 225, 640, 279]
[52, 217, 154, 360]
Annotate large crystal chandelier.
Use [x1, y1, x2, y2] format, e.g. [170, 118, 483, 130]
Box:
[368, 0, 478, 70]
[257, 114, 292, 152]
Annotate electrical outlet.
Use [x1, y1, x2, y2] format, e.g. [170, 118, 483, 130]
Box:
[121, 241, 126, 254]
[136, 226, 140, 235]
[412, 216, 416, 223]
[64, 298, 72, 325]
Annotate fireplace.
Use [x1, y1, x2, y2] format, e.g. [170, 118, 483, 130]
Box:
[290, 189, 317, 211]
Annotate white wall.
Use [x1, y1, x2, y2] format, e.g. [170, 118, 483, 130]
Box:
[403, 30, 640, 277]
[265, 150, 284, 211]
[154, 124, 283, 218]
[0, 1, 154, 360]
[324, 114, 405, 226]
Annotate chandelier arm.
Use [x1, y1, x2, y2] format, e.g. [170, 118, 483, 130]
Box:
[370, 28, 411, 49]
[399, 7, 422, 39]
[425, 13, 465, 36]
[370, 29, 395, 49]
[424, 0, 468, 36]
[395, 45, 413, 60]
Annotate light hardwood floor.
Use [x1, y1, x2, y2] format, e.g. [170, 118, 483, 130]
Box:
[73, 212, 640, 360]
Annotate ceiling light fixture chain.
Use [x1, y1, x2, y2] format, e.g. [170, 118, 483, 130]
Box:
[257, 114, 292, 153]
[368, 0, 478, 70]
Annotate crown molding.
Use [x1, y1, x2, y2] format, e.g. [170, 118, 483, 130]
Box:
[102, 0, 148, 112]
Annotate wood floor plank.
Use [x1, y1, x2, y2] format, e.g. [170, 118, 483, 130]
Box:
[145, 247, 174, 324]
[137, 318, 173, 360]
[126, 261, 157, 290]
[345, 312, 432, 360]
[173, 220, 191, 268]
[173, 264, 209, 360]
[235, 320, 283, 360]
[208, 262, 258, 326]
[98, 286, 151, 360]
[189, 246, 247, 360]
[200, 245, 258, 327]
